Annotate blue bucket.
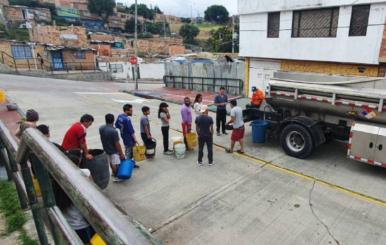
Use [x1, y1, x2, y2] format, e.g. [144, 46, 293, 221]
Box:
[250, 121, 269, 143]
[117, 159, 135, 180]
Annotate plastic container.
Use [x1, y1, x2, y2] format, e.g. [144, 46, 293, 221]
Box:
[172, 137, 183, 144]
[117, 159, 135, 179]
[174, 143, 186, 159]
[133, 145, 146, 162]
[250, 121, 269, 143]
[80, 149, 109, 189]
[90, 233, 106, 245]
[145, 138, 157, 158]
[186, 131, 198, 148]
[173, 140, 184, 149]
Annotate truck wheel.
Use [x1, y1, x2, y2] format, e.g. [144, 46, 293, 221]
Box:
[280, 124, 314, 159]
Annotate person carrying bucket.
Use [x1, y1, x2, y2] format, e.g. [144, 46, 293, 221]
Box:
[195, 105, 214, 166]
[247, 86, 265, 109]
[115, 104, 140, 169]
[99, 114, 126, 183]
[226, 100, 245, 154]
[158, 102, 173, 155]
[181, 97, 193, 151]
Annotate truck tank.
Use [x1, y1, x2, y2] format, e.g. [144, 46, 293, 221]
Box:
[267, 80, 386, 125]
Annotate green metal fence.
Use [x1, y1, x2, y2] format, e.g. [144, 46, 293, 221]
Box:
[0, 119, 160, 245]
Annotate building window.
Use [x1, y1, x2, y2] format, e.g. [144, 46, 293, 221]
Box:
[11, 45, 33, 60]
[110, 64, 123, 73]
[112, 13, 117, 17]
[121, 14, 126, 18]
[73, 50, 86, 59]
[83, 11, 91, 17]
[349, 5, 370, 36]
[292, 8, 339, 38]
[267, 12, 280, 38]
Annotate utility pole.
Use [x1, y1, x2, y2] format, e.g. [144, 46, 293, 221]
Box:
[134, 0, 138, 90]
[163, 20, 166, 38]
[232, 15, 235, 59]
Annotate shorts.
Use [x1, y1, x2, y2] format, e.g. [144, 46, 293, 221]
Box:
[231, 127, 245, 142]
[75, 225, 95, 244]
[106, 153, 120, 165]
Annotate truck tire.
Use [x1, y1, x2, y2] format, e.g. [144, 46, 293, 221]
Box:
[280, 124, 315, 159]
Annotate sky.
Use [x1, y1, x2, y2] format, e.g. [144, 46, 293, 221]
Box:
[117, 0, 238, 18]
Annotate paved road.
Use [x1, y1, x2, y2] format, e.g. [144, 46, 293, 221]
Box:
[2, 74, 386, 245]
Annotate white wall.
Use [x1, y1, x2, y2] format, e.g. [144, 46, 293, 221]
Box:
[238, 0, 386, 14]
[239, 3, 386, 65]
[139, 63, 164, 79]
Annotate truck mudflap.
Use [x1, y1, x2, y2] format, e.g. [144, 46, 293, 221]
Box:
[284, 117, 325, 148]
[348, 122, 386, 168]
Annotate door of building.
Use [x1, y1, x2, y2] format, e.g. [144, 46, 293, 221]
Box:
[51, 50, 64, 69]
[248, 59, 281, 98]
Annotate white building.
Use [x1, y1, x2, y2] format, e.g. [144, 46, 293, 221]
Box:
[238, 0, 386, 97]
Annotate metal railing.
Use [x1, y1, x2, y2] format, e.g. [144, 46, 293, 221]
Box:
[0, 51, 102, 75]
[163, 75, 244, 94]
[0, 119, 160, 245]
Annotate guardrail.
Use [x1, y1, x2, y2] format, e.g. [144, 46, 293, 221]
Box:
[0, 52, 104, 75]
[0, 119, 160, 245]
[163, 75, 244, 95]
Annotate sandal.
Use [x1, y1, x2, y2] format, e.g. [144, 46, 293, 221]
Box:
[225, 148, 233, 153]
[237, 150, 245, 154]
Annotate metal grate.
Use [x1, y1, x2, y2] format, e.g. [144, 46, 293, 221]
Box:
[349, 5, 370, 36]
[292, 8, 339, 38]
[268, 12, 280, 38]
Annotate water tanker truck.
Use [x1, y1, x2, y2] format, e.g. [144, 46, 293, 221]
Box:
[244, 72, 386, 168]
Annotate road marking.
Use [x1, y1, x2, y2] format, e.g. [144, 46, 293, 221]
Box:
[75, 92, 123, 95]
[78, 93, 386, 208]
[112, 99, 158, 109]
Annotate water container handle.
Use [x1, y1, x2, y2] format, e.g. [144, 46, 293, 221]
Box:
[151, 137, 157, 143]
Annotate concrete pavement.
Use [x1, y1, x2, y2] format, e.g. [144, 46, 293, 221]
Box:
[2, 74, 386, 245]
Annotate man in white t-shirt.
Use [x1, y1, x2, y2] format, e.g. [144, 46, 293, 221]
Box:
[226, 100, 245, 154]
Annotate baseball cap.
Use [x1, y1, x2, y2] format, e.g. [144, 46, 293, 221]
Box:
[200, 105, 209, 113]
[251, 86, 257, 91]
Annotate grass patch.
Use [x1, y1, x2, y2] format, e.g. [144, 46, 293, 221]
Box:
[19, 229, 39, 245]
[0, 181, 39, 244]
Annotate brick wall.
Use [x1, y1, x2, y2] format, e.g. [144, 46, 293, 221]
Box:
[379, 20, 386, 63]
[168, 45, 185, 55]
[29, 26, 88, 47]
[130, 38, 184, 55]
[4, 6, 23, 20]
[281, 60, 379, 77]
[0, 0, 9, 5]
[89, 44, 111, 56]
[62, 49, 95, 69]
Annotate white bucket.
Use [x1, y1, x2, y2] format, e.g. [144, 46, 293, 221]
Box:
[174, 143, 186, 159]
[172, 137, 183, 144]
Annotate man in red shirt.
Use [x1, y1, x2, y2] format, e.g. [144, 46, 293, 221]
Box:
[62, 114, 94, 160]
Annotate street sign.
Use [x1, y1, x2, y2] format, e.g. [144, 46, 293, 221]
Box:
[130, 56, 138, 65]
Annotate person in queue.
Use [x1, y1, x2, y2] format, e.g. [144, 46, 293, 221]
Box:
[15, 109, 39, 139]
[181, 97, 193, 151]
[115, 104, 139, 169]
[226, 100, 245, 154]
[214, 87, 228, 136]
[195, 105, 214, 166]
[62, 114, 94, 160]
[193, 94, 203, 117]
[158, 102, 173, 155]
[99, 114, 126, 182]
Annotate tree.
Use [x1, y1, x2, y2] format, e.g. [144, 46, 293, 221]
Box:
[179, 24, 200, 43]
[153, 5, 162, 14]
[180, 17, 191, 24]
[88, 0, 116, 25]
[209, 26, 238, 52]
[204, 5, 229, 23]
[128, 4, 154, 20]
[124, 18, 135, 33]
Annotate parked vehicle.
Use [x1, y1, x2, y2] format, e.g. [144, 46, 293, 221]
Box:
[244, 73, 386, 167]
